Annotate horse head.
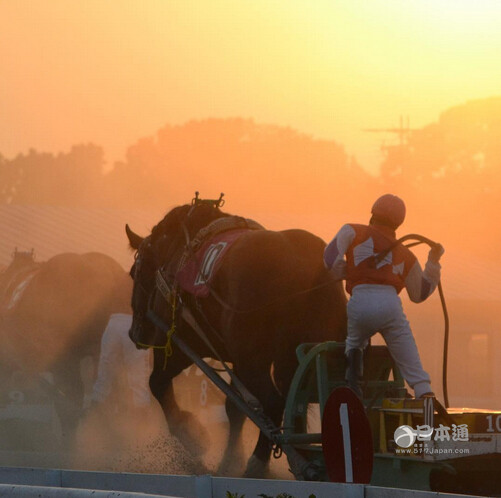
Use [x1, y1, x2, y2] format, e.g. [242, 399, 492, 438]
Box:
[126, 197, 227, 348]
[126, 230, 156, 347]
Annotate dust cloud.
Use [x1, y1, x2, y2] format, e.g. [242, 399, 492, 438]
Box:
[0, 360, 293, 479]
[72, 397, 205, 475]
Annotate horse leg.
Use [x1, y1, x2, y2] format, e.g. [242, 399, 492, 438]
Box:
[149, 350, 210, 456]
[51, 358, 85, 448]
[243, 350, 299, 479]
[243, 381, 286, 478]
[217, 382, 247, 476]
[216, 362, 282, 479]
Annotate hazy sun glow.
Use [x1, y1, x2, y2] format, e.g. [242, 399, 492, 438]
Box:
[1, 1, 501, 171]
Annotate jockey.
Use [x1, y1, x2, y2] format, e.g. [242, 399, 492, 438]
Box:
[323, 194, 444, 398]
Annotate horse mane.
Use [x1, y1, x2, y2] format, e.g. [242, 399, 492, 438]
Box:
[151, 203, 231, 244]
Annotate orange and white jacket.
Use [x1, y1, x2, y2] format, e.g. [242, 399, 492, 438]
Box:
[324, 223, 441, 302]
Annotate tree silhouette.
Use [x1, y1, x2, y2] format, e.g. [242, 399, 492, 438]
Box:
[377, 98, 501, 260]
[104, 118, 373, 218]
[381, 98, 501, 192]
[0, 144, 105, 207]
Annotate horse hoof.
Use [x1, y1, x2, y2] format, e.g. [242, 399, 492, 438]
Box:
[243, 455, 269, 479]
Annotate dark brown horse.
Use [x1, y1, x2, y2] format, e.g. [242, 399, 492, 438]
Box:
[126, 199, 347, 477]
[0, 250, 132, 444]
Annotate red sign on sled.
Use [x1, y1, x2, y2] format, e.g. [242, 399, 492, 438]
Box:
[321, 387, 374, 484]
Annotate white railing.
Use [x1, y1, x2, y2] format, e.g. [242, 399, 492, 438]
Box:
[0, 467, 478, 498]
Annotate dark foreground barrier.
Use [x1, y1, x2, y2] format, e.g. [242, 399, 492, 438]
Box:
[0, 484, 174, 497]
[0, 467, 480, 498]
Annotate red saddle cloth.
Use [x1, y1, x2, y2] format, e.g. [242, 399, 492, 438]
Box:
[176, 229, 249, 297]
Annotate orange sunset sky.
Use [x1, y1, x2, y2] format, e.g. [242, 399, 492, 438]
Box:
[2, 0, 501, 172]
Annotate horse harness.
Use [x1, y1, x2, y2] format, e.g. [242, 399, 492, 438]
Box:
[148, 215, 265, 407]
[153, 214, 263, 346]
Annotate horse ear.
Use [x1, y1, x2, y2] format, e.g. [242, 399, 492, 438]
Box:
[125, 224, 144, 250]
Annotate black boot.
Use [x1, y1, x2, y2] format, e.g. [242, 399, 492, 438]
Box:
[345, 348, 363, 399]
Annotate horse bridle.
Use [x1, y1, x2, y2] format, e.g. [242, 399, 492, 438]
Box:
[131, 235, 176, 350]
[130, 204, 204, 349]
[130, 242, 152, 347]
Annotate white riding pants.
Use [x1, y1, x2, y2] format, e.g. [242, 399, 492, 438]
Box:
[91, 313, 152, 407]
[345, 284, 431, 398]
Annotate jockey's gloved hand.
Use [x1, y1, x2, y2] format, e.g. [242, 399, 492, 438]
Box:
[428, 243, 445, 263]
